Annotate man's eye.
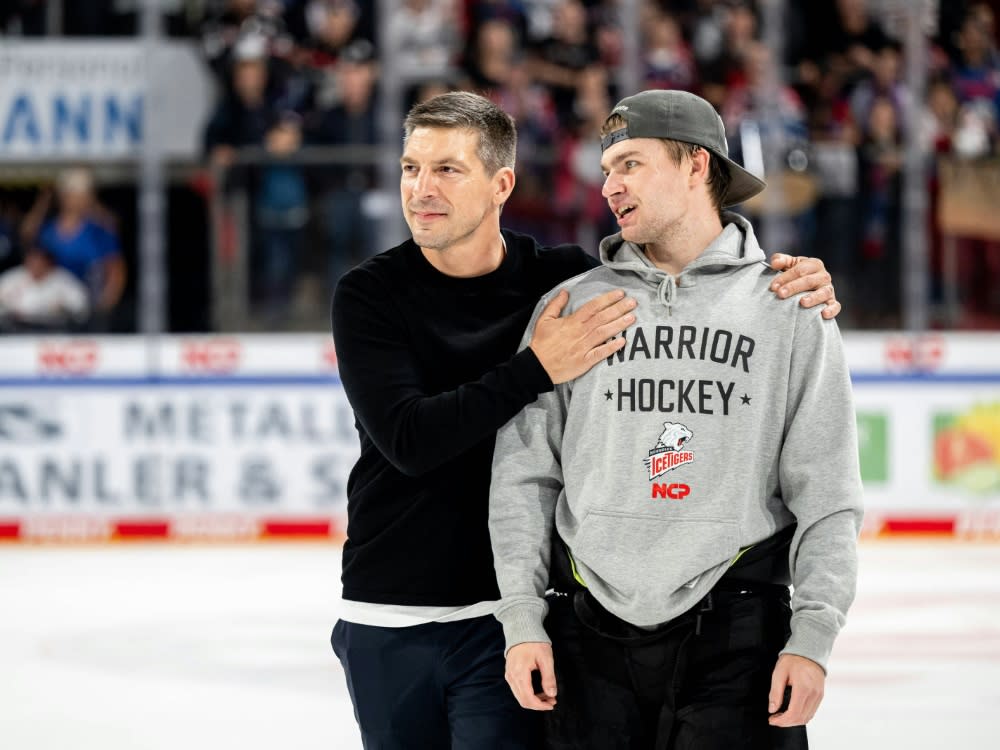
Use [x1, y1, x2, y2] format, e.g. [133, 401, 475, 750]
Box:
[401, 165, 417, 173]
[625, 161, 638, 169]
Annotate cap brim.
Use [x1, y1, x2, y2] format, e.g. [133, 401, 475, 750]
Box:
[713, 152, 767, 207]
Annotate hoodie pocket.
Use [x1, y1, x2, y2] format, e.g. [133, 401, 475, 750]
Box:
[572, 509, 739, 601]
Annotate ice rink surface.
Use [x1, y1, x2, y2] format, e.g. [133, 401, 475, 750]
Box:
[2, 541, 999, 749]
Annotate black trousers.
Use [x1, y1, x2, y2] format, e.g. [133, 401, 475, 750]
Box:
[332, 615, 539, 750]
[542, 585, 808, 750]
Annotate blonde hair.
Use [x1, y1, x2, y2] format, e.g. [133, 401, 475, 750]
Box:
[57, 168, 94, 196]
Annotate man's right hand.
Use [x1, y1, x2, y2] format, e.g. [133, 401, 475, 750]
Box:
[505, 642, 558, 711]
[529, 289, 636, 384]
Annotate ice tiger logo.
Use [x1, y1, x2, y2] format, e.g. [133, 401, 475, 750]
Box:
[656, 422, 693, 452]
[645, 422, 694, 480]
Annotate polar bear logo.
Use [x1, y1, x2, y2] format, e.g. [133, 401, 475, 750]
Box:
[656, 422, 693, 452]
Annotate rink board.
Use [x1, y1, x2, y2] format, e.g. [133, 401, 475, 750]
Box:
[0, 333, 998, 542]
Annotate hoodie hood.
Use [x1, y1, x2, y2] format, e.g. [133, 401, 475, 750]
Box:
[599, 211, 766, 280]
[596, 211, 767, 316]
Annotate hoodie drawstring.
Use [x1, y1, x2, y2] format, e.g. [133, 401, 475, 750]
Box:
[657, 275, 676, 316]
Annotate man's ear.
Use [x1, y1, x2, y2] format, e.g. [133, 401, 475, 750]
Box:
[688, 147, 713, 191]
[494, 166, 516, 207]
[690, 148, 711, 179]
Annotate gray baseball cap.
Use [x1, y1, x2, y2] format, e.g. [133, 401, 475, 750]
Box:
[601, 89, 766, 207]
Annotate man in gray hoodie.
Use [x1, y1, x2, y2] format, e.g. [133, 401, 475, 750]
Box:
[489, 90, 864, 749]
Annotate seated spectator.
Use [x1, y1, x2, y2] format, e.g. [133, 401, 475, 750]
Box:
[857, 95, 903, 327]
[799, 0, 897, 92]
[201, 0, 290, 79]
[306, 38, 378, 288]
[642, 8, 697, 92]
[464, 0, 528, 41]
[256, 112, 309, 321]
[808, 99, 861, 320]
[205, 33, 298, 167]
[950, 3, 1000, 156]
[695, 0, 758, 108]
[591, 1, 624, 70]
[526, 0, 602, 129]
[300, 0, 365, 69]
[552, 64, 616, 249]
[488, 56, 562, 243]
[0, 242, 90, 332]
[205, 34, 310, 322]
[721, 41, 809, 153]
[385, 0, 459, 79]
[921, 75, 961, 154]
[722, 41, 813, 255]
[848, 41, 909, 136]
[20, 168, 125, 325]
[463, 17, 520, 92]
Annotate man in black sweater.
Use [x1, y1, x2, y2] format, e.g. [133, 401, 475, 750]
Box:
[330, 91, 841, 749]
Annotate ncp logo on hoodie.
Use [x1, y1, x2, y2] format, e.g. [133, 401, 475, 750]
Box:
[644, 422, 694, 481]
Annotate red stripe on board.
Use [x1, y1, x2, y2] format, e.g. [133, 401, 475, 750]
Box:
[0, 521, 20, 539]
[881, 518, 956, 534]
[114, 520, 170, 539]
[262, 520, 332, 537]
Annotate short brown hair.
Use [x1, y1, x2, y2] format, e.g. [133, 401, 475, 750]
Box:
[601, 113, 732, 212]
[404, 92, 517, 176]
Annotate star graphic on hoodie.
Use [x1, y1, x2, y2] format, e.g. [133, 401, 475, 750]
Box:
[605, 390, 613, 401]
[741, 394, 752, 405]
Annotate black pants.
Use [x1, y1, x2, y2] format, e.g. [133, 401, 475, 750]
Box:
[332, 615, 539, 749]
[542, 585, 808, 750]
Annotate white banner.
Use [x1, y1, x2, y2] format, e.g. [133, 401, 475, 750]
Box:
[0, 387, 357, 514]
[0, 333, 998, 540]
[0, 40, 213, 160]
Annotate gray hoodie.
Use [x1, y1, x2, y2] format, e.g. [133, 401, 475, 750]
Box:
[489, 213, 863, 671]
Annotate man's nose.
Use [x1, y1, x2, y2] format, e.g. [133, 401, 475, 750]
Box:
[602, 171, 623, 198]
[413, 168, 436, 197]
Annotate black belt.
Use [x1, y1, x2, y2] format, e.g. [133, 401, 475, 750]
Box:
[571, 578, 789, 645]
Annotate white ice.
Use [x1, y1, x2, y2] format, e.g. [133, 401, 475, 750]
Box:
[1, 541, 998, 749]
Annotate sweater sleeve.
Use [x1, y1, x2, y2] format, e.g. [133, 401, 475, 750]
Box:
[779, 310, 864, 672]
[331, 269, 555, 478]
[489, 297, 567, 651]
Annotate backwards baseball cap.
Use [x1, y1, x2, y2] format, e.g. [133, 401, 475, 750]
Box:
[601, 89, 766, 207]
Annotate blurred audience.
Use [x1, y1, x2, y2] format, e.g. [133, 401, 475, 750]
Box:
[3, 0, 1000, 331]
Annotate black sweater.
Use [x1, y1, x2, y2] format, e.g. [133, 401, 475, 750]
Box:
[331, 230, 598, 606]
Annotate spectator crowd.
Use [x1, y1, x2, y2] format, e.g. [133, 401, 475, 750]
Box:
[1, 0, 999, 330]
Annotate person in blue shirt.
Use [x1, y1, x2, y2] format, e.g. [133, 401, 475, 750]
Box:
[22, 168, 126, 319]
